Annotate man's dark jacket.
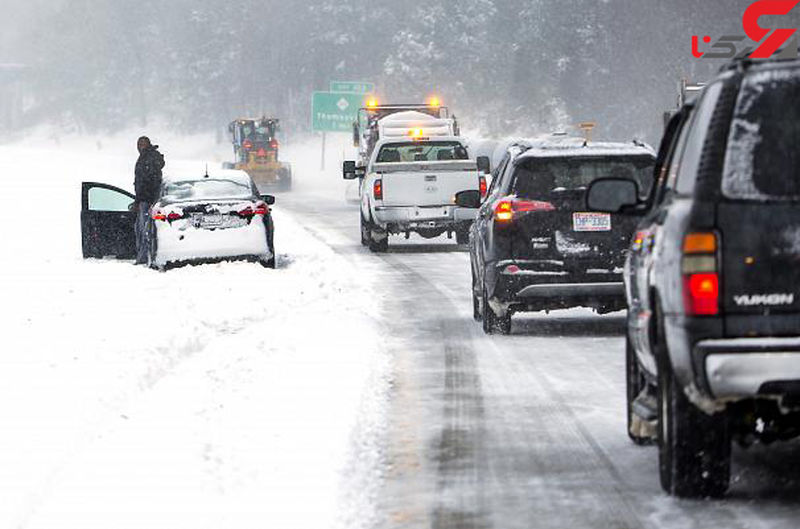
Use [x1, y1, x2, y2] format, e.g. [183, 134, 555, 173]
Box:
[134, 145, 165, 203]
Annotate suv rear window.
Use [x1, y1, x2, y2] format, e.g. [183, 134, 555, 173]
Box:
[512, 156, 654, 199]
[723, 67, 800, 201]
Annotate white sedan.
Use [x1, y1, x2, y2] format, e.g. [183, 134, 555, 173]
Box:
[80, 170, 276, 270]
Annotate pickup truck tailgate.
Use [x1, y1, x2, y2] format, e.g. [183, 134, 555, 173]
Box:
[374, 161, 479, 207]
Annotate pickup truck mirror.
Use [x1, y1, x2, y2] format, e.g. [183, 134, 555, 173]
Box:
[476, 156, 491, 175]
[260, 194, 276, 205]
[455, 189, 482, 209]
[343, 161, 358, 180]
[586, 178, 640, 214]
[352, 123, 360, 147]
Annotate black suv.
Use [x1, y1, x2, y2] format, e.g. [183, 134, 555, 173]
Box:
[460, 136, 655, 334]
[587, 57, 800, 498]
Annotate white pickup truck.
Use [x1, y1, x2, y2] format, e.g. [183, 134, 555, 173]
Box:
[344, 136, 489, 252]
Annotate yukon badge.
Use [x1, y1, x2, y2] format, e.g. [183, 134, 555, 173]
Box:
[733, 293, 795, 307]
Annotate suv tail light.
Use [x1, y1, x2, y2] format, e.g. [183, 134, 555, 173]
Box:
[682, 232, 719, 316]
[269, 139, 279, 149]
[479, 175, 487, 198]
[374, 179, 383, 201]
[242, 140, 253, 150]
[494, 197, 555, 223]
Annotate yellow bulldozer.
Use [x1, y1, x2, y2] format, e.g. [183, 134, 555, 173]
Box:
[224, 118, 292, 191]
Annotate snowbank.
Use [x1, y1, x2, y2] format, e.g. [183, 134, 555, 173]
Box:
[0, 137, 389, 529]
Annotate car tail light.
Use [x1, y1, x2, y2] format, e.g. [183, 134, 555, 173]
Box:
[504, 264, 521, 274]
[242, 140, 253, 150]
[239, 202, 268, 217]
[269, 139, 279, 149]
[152, 209, 184, 222]
[374, 179, 383, 201]
[479, 175, 487, 198]
[682, 232, 719, 316]
[494, 197, 555, 223]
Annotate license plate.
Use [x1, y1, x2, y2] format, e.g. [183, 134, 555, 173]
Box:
[573, 212, 611, 232]
[203, 213, 223, 226]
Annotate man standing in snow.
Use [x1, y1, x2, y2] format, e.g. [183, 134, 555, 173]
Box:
[132, 136, 165, 265]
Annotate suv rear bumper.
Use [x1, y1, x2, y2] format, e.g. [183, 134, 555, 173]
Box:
[489, 261, 626, 313]
[697, 338, 800, 399]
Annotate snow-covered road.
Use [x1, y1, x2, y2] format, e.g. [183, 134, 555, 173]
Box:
[1, 133, 799, 529]
[277, 185, 800, 529]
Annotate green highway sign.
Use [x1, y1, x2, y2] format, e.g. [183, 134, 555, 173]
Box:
[329, 81, 375, 94]
[312, 92, 365, 132]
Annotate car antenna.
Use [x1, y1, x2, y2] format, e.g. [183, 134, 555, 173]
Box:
[204, 164, 209, 178]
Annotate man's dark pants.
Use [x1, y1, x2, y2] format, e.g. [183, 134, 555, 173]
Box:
[134, 201, 151, 265]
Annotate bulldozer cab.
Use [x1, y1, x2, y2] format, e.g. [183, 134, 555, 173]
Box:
[226, 117, 292, 191]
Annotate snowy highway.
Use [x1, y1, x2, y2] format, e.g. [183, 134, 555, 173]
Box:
[0, 137, 799, 528]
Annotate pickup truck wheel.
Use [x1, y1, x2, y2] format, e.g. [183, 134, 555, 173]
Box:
[626, 333, 654, 445]
[368, 227, 389, 253]
[482, 283, 511, 335]
[657, 319, 730, 498]
[359, 212, 370, 247]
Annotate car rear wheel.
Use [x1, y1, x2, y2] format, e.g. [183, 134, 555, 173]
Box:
[367, 218, 389, 253]
[471, 266, 482, 322]
[482, 283, 511, 335]
[656, 315, 730, 498]
[456, 226, 470, 245]
[626, 332, 655, 445]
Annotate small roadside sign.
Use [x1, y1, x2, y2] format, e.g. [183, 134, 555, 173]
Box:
[329, 81, 375, 94]
[311, 92, 365, 133]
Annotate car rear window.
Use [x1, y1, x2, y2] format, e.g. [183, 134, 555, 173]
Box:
[162, 179, 253, 201]
[512, 156, 655, 199]
[723, 67, 800, 201]
[376, 142, 468, 163]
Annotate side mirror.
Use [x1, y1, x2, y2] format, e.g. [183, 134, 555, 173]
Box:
[343, 160, 358, 180]
[352, 123, 360, 148]
[476, 156, 491, 175]
[586, 178, 639, 214]
[260, 194, 276, 205]
[455, 189, 482, 209]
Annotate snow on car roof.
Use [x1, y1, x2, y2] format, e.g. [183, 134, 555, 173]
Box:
[515, 135, 655, 161]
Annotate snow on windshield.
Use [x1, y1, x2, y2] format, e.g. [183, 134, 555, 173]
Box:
[163, 179, 253, 201]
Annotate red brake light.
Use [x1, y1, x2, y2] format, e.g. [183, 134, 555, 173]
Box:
[243, 140, 253, 150]
[152, 210, 166, 221]
[684, 273, 719, 316]
[494, 197, 555, 222]
[374, 179, 383, 201]
[269, 139, 279, 149]
[167, 212, 183, 221]
[681, 232, 719, 316]
[240, 202, 268, 217]
[479, 176, 487, 198]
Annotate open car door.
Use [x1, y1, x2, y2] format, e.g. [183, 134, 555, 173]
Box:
[81, 182, 136, 259]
